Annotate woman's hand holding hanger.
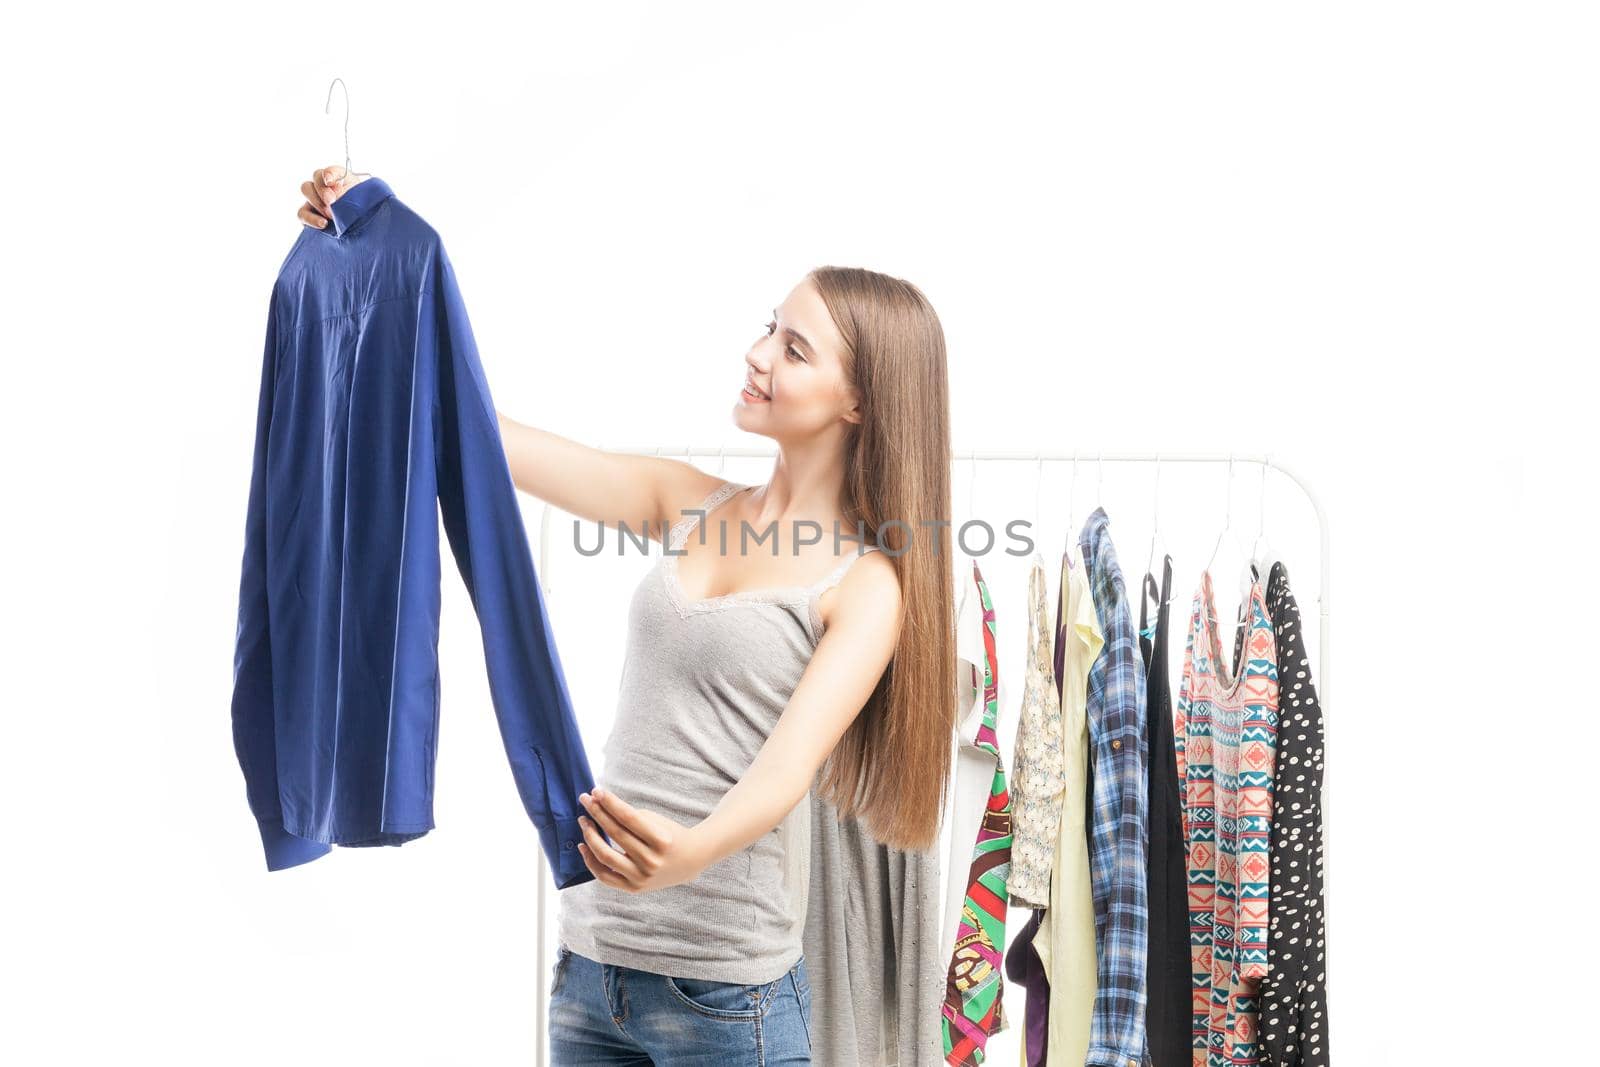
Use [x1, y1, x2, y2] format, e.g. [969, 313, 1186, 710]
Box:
[297, 164, 368, 229]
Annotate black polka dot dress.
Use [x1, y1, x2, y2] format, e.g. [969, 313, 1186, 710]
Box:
[1233, 562, 1328, 1066]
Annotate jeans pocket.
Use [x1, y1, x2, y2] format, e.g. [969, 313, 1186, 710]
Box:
[789, 955, 810, 1003]
[664, 973, 774, 1019]
[788, 956, 812, 1047]
[550, 943, 572, 997]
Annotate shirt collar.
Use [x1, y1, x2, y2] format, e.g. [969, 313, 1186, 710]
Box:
[1079, 505, 1110, 545]
[1078, 505, 1113, 575]
[324, 176, 394, 237]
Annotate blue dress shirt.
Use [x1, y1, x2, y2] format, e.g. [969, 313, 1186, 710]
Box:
[231, 176, 595, 888]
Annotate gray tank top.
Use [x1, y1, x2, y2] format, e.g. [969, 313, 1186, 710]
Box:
[555, 479, 882, 983]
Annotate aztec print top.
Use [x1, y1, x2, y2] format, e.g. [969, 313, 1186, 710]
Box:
[1176, 569, 1280, 1067]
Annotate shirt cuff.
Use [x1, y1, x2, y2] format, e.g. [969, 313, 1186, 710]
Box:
[1085, 1048, 1145, 1067]
[256, 813, 333, 871]
[538, 814, 595, 889]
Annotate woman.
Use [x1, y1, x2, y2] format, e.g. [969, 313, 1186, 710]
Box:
[298, 165, 958, 1065]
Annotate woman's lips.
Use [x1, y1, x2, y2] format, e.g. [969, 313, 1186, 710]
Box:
[741, 382, 770, 403]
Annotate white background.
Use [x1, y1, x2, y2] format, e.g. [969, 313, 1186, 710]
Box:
[4, 2, 1586, 1064]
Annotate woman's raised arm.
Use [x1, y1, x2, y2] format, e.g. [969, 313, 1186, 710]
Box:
[496, 413, 722, 549]
[294, 163, 713, 544]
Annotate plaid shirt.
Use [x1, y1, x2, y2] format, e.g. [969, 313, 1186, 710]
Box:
[1079, 507, 1152, 1067]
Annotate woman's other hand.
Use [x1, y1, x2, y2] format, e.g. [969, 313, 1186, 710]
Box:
[575, 788, 711, 893]
[298, 165, 366, 229]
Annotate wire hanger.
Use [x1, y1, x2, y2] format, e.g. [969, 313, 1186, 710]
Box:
[1249, 453, 1276, 578]
[1205, 453, 1249, 571]
[1064, 450, 1079, 552]
[1031, 456, 1047, 570]
[1204, 453, 1253, 625]
[324, 78, 374, 184]
[1095, 450, 1104, 513]
[1145, 454, 1170, 583]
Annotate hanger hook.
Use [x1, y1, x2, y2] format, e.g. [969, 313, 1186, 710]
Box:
[324, 78, 355, 180]
[1227, 451, 1236, 526]
[1258, 451, 1269, 540]
[1033, 456, 1044, 551]
[1071, 450, 1080, 514]
[1096, 450, 1104, 508]
[1208, 453, 1238, 576]
[324, 77, 373, 182]
[716, 444, 727, 476]
[1153, 455, 1162, 537]
[1066, 450, 1079, 546]
[1146, 453, 1163, 577]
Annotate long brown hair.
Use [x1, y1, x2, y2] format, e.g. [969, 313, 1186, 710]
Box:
[807, 265, 955, 852]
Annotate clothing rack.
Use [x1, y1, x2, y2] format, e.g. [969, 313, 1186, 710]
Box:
[529, 449, 1330, 1067]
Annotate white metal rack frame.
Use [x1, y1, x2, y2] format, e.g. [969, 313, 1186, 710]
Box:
[529, 450, 1330, 1066]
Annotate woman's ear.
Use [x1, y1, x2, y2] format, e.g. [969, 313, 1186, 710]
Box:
[841, 390, 864, 425]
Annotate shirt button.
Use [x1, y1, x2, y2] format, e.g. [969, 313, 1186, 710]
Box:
[1112, 739, 1122, 751]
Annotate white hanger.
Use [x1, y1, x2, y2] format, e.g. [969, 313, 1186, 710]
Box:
[324, 78, 374, 183]
[1145, 454, 1170, 583]
[1204, 453, 1254, 628]
[1064, 450, 1105, 548]
[1249, 453, 1279, 580]
[1095, 450, 1104, 514]
[1031, 456, 1047, 572]
[1064, 448, 1111, 560]
[1064, 450, 1079, 552]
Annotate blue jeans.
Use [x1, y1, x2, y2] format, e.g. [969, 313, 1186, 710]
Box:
[548, 942, 812, 1065]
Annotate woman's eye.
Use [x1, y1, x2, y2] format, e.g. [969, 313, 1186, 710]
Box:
[763, 321, 805, 362]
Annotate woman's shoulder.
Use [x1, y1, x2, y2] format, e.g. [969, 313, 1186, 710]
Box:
[812, 541, 900, 627]
[661, 476, 748, 547]
[843, 544, 898, 593]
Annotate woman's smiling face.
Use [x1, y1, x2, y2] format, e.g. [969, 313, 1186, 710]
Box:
[735, 280, 861, 441]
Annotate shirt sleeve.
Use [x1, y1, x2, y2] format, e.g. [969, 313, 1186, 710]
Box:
[230, 291, 334, 871]
[424, 243, 596, 890]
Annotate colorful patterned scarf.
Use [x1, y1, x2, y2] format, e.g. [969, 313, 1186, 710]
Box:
[942, 561, 1014, 1066]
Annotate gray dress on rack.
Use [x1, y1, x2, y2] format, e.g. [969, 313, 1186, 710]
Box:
[801, 791, 947, 1066]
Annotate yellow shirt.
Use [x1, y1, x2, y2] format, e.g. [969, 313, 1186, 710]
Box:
[1026, 543, 1104, 1067]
